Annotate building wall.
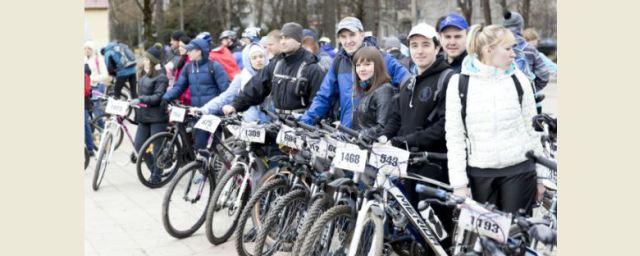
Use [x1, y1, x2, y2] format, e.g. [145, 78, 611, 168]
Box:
[85, 10, 110, 48]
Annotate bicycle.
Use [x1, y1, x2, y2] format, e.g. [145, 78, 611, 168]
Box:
[161, 113, 240, 239]
[92, 97, 143, 191]
[135, 103, 200, 188]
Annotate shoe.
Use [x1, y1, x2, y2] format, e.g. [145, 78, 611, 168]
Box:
[150, 172, 162, 184]
[130, 152, 137, 164]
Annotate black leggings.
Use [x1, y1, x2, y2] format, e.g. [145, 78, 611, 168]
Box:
[134, 122, 168, 173]
[468, 170, 537, 216]
[114, 73, 137, 99]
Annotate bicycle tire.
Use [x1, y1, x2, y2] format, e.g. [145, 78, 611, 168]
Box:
[351, 212, 384, 256]
[84, 147, 90, 170]
[92, 133, 113, 191]
[234, 177, 289, 256]
[91, 114, 124, 151]
[253, 189, 308, 256]
[205, 165, 249, 245]
[291, 195, 334, 256]
[299, 204, 355, 256]
[161, 161, 213, 238]
[136, 132, 182, 188]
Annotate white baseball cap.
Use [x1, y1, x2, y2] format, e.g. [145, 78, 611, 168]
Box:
[407, 23, 440, 42]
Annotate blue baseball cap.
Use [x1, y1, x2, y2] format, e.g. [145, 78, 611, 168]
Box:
[438, 13, 469, 32]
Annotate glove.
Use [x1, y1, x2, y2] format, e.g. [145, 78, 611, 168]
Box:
[129, 98, 141, 106]
[390, 136, 407, 148]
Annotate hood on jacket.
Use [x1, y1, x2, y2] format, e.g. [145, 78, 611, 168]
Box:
[461, 54, 517, 80]
[241, 42, 269, 76]
[190, 38, 211, 58]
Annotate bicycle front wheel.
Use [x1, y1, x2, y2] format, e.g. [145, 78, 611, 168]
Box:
[91, 114, 124, 151]
[92, 133, 113, 191]
[136, 132, 182, 188]
[351, 212, 384, 256]
[300, 204, 356, 256]
[161, 161, 214, 238]
[254, 189, 309, 256]
[205, 165, 249, 245]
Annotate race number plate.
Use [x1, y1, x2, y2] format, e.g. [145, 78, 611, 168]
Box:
[307, 137, 328, 159]
[325, 137, 338, 157]
[238, 123, 266, 143]
[169, 107, 186, 123]
[105, 99, 129, 116]
[276, 125, 304, 149]
[368, 143, 410, 177]
[194, 115, 222, 133]
[332, 143, 368, 173]
[226, 124, 241, 137]
[457, 199, 512, 243]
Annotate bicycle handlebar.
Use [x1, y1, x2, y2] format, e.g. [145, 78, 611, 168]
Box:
[335, 123, 359, 138]
[525, 150, 557, 170]
[409, 152, 448, 163]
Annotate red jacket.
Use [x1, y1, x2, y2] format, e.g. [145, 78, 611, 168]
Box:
[209, 46, 241, 81]
[84, 73, 91, 97]
[173, 56, 191, 105]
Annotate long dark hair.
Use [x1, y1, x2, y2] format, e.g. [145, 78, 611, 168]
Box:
[352, 46, 391, 95]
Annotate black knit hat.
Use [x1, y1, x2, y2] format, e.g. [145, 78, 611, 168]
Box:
[145, 43, 163, 64]
[281, 22, 304, 43]
[171, 30, 187, 41]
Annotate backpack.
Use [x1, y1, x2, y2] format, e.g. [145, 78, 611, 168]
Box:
[458, 74, 523, 136]
[403, 68, 454, 122]
[272, 59, 309, 106]
[112, 42, 137, 70]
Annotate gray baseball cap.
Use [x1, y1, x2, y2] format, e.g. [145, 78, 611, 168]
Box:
[336, 17, 364, 34]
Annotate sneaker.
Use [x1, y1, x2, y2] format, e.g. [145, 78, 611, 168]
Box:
[130, 152, 137, 164]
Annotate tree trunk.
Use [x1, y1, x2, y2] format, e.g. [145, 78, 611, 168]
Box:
[256, 0, 264, 27]
[179, 0, 184, 31]
[481, 0, 492, 24]
[154, 0, 164, 42]
[520, 0, 531, 28]
[456, 0, 473, 24]
[499, 0, 508, 13]
[297, 0, 309, 28]
[321, 0, 336, 38]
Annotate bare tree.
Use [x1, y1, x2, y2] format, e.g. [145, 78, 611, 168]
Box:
[256, 0, 265, 27]
[154, 0, 164, 42]
[133, 0, 156, 48]
[481, 0, 492, 24]
[498, 0, 508, 13]
[457, 0, 473, 24]
[520, 0, 531, 27]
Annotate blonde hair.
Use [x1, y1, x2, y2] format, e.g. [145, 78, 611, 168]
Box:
[523, 28, 539, 42]
[466, 24, 516, 61]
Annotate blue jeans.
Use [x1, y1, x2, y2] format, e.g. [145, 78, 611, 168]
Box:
[84, 109, 95, 151]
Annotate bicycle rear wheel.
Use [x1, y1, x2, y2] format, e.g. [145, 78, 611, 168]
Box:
[136, 132, 182, 188]
[92, 133, 113, 191]
[161, 161, 214, 238]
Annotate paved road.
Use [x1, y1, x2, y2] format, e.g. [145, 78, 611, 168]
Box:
[85, 81, 557, 256]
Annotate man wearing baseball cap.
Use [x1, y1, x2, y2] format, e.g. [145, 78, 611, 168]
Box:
[437, 13, 469, 73]
[383, 22, 455, 248]
[300, 16, 410, 128]
[222, 22, 326, 117]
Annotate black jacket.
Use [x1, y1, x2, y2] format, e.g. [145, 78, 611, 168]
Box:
[135, 73, 169, 123]
[352, 83, 395, 139]
[232, 47, 326, 112]
[383, 56, 453, 153]
[448, 50, 467, 74]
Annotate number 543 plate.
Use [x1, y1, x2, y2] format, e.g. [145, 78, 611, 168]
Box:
[457, 198, 512, 244]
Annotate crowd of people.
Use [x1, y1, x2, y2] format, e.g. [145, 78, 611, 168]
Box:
[84, 10, 556, 217]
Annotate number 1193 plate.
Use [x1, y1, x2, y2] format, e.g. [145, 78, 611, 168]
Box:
[457, 199, 512, 243]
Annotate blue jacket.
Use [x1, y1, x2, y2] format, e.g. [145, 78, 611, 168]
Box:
[162, 39, 230, 107]
[103, 42, 136, 77]
[300, 37, 411, 128]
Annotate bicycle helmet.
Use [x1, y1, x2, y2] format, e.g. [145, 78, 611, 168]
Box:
[242, 27, 261, 39]
[219, 30, 237, 40]
[196, 32, 212, 45]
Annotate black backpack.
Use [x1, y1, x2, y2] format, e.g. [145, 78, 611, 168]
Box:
[458, 74, 523, 136]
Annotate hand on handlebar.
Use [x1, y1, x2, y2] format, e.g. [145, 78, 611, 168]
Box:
[453, 187, 471, 198]
[222, 105, 236, 116]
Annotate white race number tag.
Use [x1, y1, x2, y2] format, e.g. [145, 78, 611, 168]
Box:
[368, 143, 410, 177]
[332, 144, 368, 173]
[105, 99, 129, 116]
[194, 115, 222, 133]
[169, 107, 186, 123]
[276, 125, 304, 149]
[238, 123, 265, 143]
[457, 199, 512, 244]
[307, 137, 328, 159]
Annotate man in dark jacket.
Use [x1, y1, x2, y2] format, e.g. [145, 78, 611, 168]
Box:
[161, 38, 230, 150]
[437, 13, 469, 73]
[383, 23, 455, 247]
[222, 22, 326, 116]
[300, 17, 411, 128]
